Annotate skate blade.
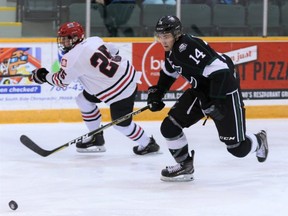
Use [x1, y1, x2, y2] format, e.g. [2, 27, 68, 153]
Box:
[134, 151, 163, 156]
[160, 174, 194, 182]
[76, 146, 106, 153]
[144, 151, 163, 155]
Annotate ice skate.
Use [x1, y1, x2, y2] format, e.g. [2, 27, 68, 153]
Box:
[255, 130, 268, 162]
[161, 150, 195, 182]
[133, 136, 160, 155]
[76, 131, 106, 153]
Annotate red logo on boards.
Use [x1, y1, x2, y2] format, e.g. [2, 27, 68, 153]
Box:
[132, 42, 188, 91]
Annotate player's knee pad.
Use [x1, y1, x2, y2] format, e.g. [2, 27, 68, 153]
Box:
[160, 116, 183, 139]
[226, 139, 251, 158]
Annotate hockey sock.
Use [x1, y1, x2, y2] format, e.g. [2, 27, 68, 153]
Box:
[246, 132, 258, 153]
[113, 122, 150, 147]
[81, 106, 102, 131]
[76, 92, 101, 131]
[166, 133, 190, 163]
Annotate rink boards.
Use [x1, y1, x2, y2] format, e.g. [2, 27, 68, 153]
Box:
[0, 37, 287, 123]
[0, 105, 287, 124]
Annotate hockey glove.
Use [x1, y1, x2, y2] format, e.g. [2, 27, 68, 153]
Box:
[31, 68, 49, 84]
[147, 86, 165, 112]
[203, 103, 224, 121]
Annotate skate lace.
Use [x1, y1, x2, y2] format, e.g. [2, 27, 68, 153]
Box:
[257, 146, 265, 157]
[137, 138, 154, 151]
[166, 164, 182, 173]
[137, 145, 146, 151]
[257, 139, 265, 155]
[256, 132, 267, 157]
[82, 135, 94, 144]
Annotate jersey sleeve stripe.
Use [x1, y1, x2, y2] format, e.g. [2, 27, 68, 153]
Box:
[51, 72, 68, 87]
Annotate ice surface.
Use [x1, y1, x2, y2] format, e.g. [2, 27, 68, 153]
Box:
[1, 119, 288, 216]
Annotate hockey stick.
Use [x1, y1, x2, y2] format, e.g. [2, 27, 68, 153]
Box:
[20, 105, 150, 157]
[0, 74, 31, 78]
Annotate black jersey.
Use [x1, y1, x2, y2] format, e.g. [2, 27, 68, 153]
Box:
[161, 34, 239, 100]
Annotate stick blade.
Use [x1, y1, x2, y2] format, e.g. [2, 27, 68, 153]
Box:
[20, 135, 51, 157]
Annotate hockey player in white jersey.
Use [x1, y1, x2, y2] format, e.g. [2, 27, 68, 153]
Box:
[31, 21, 160, 155]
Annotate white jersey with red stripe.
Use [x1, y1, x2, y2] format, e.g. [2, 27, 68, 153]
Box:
[45, 36, 141, 105]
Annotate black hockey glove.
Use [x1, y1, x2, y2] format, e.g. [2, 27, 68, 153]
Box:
[147, 86, 165, 112]
[31, 68, 49, 84]
[203, 102, 224, 121]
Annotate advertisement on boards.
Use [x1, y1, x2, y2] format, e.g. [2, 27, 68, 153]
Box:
[1, 41, 287, 112]
[132, 41, 288, 101]
[0, 45, 81, 110]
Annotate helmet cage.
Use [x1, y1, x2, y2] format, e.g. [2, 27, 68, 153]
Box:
[57, 22, 84, 53]
[57, 35, 80, 53]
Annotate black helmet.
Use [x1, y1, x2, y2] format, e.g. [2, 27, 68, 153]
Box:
[154, 15, 182, 37]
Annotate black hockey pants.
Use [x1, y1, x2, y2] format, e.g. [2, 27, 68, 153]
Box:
[166, 88, 247, 147]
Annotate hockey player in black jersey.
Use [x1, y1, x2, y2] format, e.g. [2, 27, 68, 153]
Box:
[147, 15, 268, 182]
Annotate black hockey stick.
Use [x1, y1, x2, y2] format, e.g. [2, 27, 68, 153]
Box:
[0, 74, 31, 78]
[20, 105, 150, 157]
